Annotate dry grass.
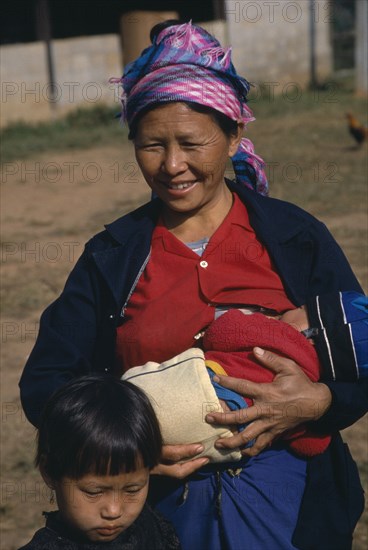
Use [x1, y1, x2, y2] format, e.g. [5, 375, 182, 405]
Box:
[1, 87, 367, 549]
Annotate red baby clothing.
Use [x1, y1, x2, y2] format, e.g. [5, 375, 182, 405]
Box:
[116, 194, 295, 372]
[203, 309, 330, 456]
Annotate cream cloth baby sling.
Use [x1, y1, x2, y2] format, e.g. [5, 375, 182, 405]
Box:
[122, 348, 242, 463]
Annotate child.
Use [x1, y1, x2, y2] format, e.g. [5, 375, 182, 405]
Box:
[19, 375, 181, 550]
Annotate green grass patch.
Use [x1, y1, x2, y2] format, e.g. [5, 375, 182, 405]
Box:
[1, 105, 128, 163]
[247, 78, 364, 119]
[1, 84, 367, 165]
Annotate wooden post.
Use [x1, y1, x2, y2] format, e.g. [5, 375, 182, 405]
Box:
[309, 0, 318, 89]
[120, 11, 179, 66]
[35, 0, 57, 109]
[355, 0, 368, 95]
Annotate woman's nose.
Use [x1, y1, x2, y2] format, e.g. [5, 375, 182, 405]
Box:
[161, 146, 187, 175]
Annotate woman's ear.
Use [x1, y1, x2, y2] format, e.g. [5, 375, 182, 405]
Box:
[228, 122, 244, 157]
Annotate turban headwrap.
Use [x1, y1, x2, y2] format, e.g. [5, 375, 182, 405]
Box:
[111, 21, 268, 195]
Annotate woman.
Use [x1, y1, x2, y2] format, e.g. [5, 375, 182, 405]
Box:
[20, 21, 367, 550]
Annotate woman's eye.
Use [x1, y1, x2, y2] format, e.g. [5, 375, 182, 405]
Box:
[143, 143, 162, 149]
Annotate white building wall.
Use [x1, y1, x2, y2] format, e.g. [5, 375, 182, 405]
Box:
[0, 3, 333, 127]
[1, 35, 122, 127]
[225, 0, 332, 91]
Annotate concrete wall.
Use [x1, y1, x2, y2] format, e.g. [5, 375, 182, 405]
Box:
[197, 19, 229, 48]
[355, 0, 368, 95]
[225, 0, 332, 91]
[1, 3, 333, 127]
[1, 35, 122, 127]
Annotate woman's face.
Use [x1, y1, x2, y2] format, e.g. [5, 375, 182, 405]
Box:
[134, 102, 242, 216]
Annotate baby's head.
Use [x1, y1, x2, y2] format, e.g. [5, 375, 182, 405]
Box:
[37, 375, 162, 543]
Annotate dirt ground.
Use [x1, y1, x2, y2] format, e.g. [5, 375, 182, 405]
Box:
[1, 143, 367, 549]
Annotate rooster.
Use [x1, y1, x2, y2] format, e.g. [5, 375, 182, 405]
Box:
[346, 112, 368, 146]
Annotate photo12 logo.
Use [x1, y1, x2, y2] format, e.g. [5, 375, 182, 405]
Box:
[225, 1, 332, 24]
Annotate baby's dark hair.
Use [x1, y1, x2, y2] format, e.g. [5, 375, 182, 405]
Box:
[149, 19, 186, 43]
[36, 375, 162, 480]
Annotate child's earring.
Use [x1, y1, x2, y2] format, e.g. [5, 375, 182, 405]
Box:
[49, 489, 55, 505]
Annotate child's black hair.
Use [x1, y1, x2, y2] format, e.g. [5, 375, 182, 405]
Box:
[149, 19, 185, 43]
[36, 375, 162, 480]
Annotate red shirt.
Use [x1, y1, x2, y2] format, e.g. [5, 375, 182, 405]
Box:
[116, 194, 295, 371]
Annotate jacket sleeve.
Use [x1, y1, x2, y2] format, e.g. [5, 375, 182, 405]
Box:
[302, 222, 368, 432]
[19, 245, 105, 427]
[308, 291, 368, 434]
[307, 291, 368, 381]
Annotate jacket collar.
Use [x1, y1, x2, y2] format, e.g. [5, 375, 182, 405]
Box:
[91, 180, 310, 308]
[227, 179, 310, 243]
[104, 199, 161, 245]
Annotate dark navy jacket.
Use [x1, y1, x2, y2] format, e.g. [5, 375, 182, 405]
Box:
[19, 180, 366, 548]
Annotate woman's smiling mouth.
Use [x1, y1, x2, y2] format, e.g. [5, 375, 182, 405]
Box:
[163, 181, 198, 191]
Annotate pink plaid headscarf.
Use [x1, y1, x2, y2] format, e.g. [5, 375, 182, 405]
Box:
[112, 21, 268, 195]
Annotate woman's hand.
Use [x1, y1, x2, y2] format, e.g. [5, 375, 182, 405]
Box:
[151, 443, 209, 479]
[206, 347, 332, 457]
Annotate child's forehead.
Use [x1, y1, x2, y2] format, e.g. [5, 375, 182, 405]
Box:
[70, 467, 150, 487]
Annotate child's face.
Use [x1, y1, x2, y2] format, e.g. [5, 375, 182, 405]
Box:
[53, 466, 150, 542]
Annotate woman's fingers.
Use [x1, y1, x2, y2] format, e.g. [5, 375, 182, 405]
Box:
[161, 443, 205, 463]
[151, 443, 209, 479]
[154, 444, 209, 478]
[213, 416, 283, 455]
[210, 375, 262, 400]
[206, 403, 259, 426]
[151, 457, 209, 479]
[206, 348, 300, 404]
[161, 443, 204, 463]
[252, 347, 300, 375]
[241, 432, 275, 457]
[205, 347, 333, 457]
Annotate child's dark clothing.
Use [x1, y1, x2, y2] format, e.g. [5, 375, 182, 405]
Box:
[18, 506, 181, 550]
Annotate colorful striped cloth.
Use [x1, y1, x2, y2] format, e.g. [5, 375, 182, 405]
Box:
[112, 21, 269, 195]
